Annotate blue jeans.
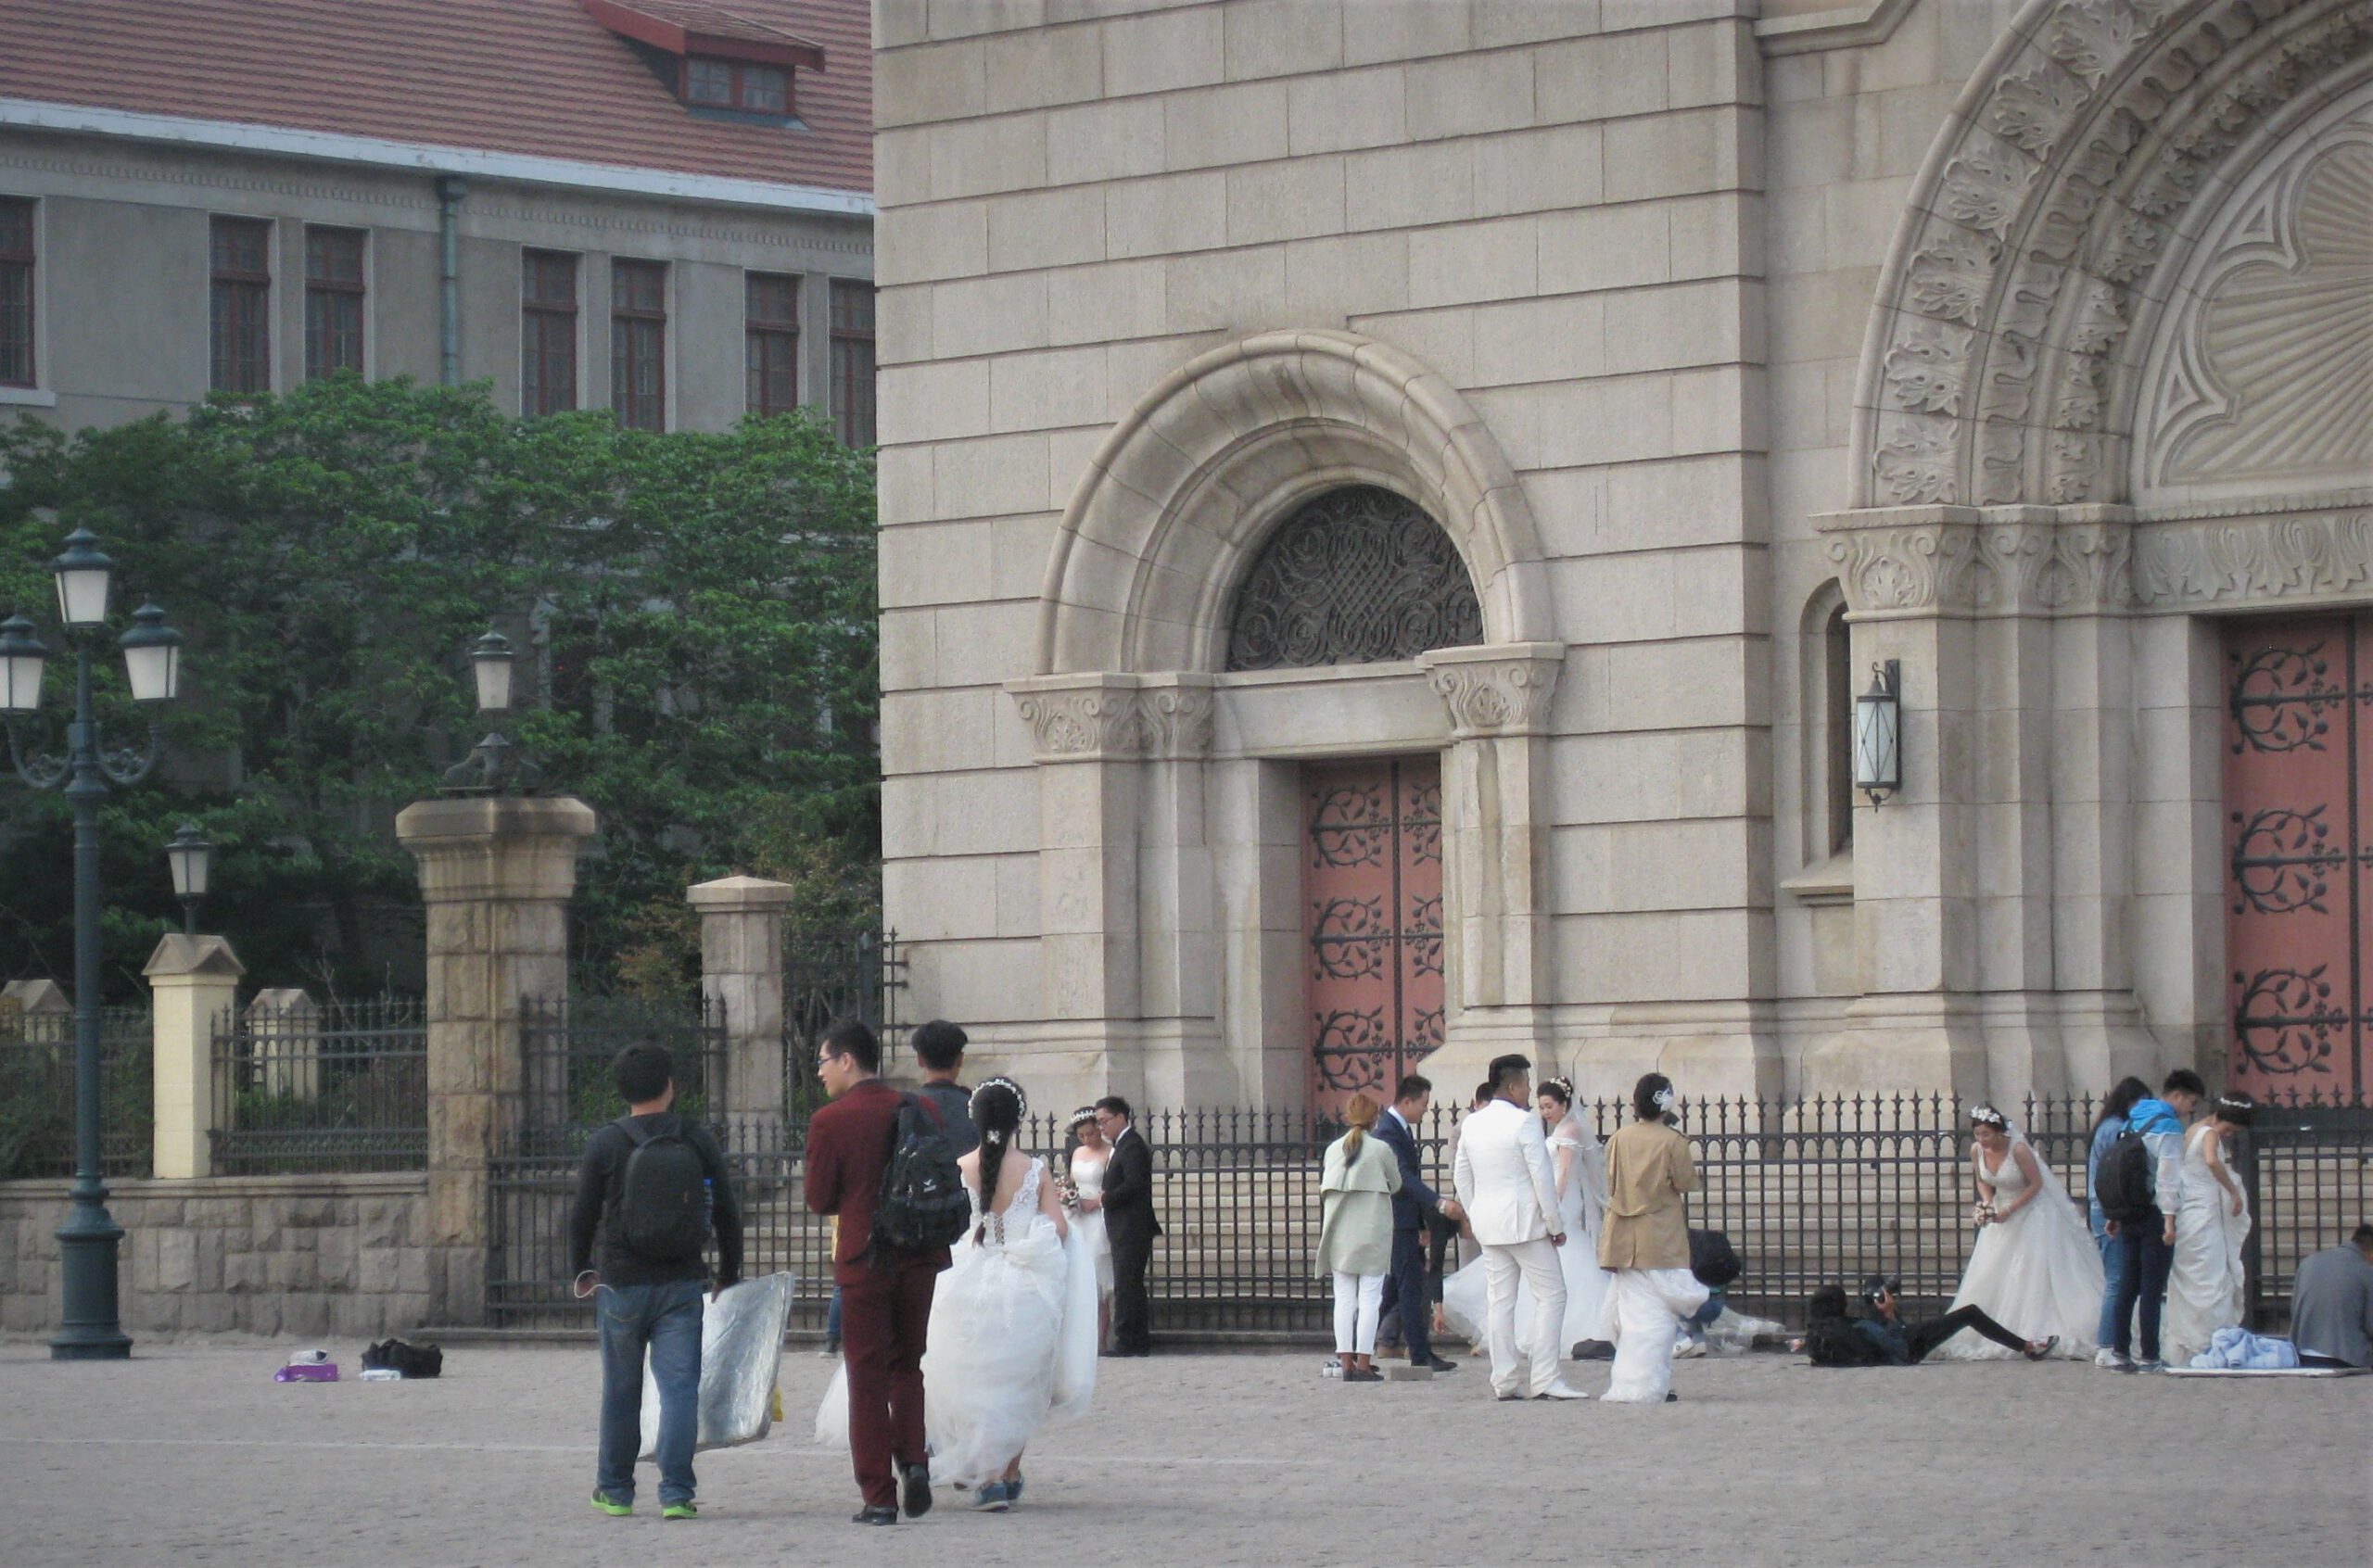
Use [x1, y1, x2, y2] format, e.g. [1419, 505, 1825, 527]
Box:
[2108, 1225, 2175, 1361]
[826, 1284, 844, 1345]
[2094, 1221, 2131, 1347]
[597, 1278, 705, 1506]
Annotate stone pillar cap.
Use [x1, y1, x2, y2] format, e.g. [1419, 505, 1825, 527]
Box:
[395, 793, 599, 845]
[1, 977, 70, 1013]
[688, 874, 799, 911]
[142, 933, 246, 980]
[247, 987, 318, 1016]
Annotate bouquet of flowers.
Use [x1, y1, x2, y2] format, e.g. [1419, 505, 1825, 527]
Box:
[1972, 1200, 1999, 1226]
[1056, 1174, 1082, 1211]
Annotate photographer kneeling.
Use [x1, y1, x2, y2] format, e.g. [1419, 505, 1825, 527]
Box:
[1799, 1277, 2057, 1365]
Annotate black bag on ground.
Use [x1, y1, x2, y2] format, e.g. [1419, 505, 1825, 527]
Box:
[2095, 1127, 2158, 1225]
[872, 1094, 971, 1254]
[1689, 1228, 1742, 1288]
[1804, 1286, 1885, 1367]
[361, 1337, 443, 1378]
[615, 1115, 711, 1262]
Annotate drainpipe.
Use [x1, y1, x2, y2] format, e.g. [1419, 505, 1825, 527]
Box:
[436, 175, 468, 386]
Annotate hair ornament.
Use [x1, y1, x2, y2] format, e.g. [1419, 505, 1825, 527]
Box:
[1542, 1076, 1575, 1102]
[1067, 1104, 1098, 1130]
[1651, 1086, 1676, 1112]
[971, 1075, 1027, 1121]
[1971, 1104, 2011, 1130]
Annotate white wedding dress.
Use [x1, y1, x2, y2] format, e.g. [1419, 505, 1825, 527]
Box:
[814, 1157, 1100, 1488]
[1440, 1120, 1611, 1354]
[1932, 1132, 2104, 1359]
[1069, 1148, 1114, 1299]
[2162, 1123, 2250, 1368]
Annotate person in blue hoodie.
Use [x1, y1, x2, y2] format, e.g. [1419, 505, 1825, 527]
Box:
[2102, 1069, 2203, 1372]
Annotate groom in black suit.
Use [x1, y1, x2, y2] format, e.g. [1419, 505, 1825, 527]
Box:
[1375, 1074, 1462, 1372]
[1094, 1096, 1160, 1357]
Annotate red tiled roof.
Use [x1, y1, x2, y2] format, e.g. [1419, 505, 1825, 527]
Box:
[0, 0, 870, 196]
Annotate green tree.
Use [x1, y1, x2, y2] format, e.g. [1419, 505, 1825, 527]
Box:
[0, 377, 878, 1002]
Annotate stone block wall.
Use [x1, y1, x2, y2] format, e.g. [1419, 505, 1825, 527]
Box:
[0, 1174, 429, 1339]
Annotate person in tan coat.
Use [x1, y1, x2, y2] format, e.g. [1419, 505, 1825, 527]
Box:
[1316, 1094, 1402, 1382]
[1597, 1073, 1708, 1404]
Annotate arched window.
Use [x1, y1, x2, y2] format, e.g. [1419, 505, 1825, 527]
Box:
[1225, 486, 1483, 672]
[1824, 601, 1853, 854]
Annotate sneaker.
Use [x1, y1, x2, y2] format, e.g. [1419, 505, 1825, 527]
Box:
[1342, 1366, 1383, 1383]
[1671, 1336, 1707, 1359]
[973, 1482, 1012, 1511]
[661, 1501, 697, 1521]
[1009, 1473, 1023, 1503]
[590, 1492, 632, 1517]
[2135, 1358, 2168, 1374]
[2094, 1347, 2130, 1371]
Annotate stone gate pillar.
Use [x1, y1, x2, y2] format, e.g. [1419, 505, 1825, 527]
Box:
[395, 794, 597, 1325]
[689, 875, 793, 1137]
[143, 934, 243, 1181]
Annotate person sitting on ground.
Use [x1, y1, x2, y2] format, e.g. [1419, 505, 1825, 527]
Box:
[2289, 1221, 2373, 1370]
[911, 1018, 978, 1156]
[1798, 1275, 2056, 1364]
[569, 1041, 743, 1522]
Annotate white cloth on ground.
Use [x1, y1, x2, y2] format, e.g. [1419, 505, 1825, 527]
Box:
[1601, 1267, 1708, 1404]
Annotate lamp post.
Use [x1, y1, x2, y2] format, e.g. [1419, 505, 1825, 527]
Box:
[441, 627, 542, 795]
[2, 527, 184, 1360]
[166, 821, 211, 935]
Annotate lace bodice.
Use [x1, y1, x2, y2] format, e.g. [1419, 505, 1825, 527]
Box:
[1980, 1143, 2032, 1196]
[971, 1157, 1044, 1246]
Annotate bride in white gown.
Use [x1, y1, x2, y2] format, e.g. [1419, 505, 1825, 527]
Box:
[2163, 1094, 2253, 1367]
[1931, 1105, 2102, 1359]
[1440, 1078, 1610, 1356]
[816, 1078, 1098, 1511]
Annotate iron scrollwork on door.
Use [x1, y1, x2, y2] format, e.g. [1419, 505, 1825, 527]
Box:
[1227, 487, 1484, 671]
[1305, 757, 1447, 1104]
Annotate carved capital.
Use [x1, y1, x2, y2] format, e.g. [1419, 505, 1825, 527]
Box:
[1007, 674, 1215, 762]
[1815, 507, 2135, 617]
[1418, 642, 1566, 739]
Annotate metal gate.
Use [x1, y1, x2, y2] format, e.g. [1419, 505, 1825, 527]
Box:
[2223, 613, 2373, 1102]
[1302, 755, 1444, 1113]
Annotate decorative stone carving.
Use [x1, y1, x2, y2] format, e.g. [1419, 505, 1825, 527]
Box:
[1009, 677, 1215, 762]
[1417, 644, 1565, 739]
[1816, 510, 2135, 616]
[2133, 510, 2373, 606]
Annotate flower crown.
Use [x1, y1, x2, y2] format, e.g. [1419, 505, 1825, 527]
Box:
[1067, 1105, 1099, 1130]
[970, 1075, 1027, 1120]
[1542, 1076, 1575, 1102]
[1970, 1105, 2011, 1130]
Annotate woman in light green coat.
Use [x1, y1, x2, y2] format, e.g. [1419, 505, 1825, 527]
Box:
[1316, 1093, 1402, 1382]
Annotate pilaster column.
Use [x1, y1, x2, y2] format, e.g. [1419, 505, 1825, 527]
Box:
[395, 794, 597, 1326]
[688, 875, 794, 1136]
[142, 935, 243, 1181]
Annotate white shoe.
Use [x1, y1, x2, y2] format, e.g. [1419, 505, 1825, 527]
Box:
[1532, 1380, 1591, 1400]
[2092, 1347, 2127, 1370]
[1672, 1337, 1707, 1359]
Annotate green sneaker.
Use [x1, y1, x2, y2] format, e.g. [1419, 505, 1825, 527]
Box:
[590, 1492, 632, 1517]
[662, 1501, 698, 1521]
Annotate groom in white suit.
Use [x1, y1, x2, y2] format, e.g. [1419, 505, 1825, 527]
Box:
[1453, 1054, 1584, 1400]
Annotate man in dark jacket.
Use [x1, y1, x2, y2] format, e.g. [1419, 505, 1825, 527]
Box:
[1374, 1074, 1463, 1372]
[1094, 1095, 1161, 1356]
[569, 1042, 742, 1521]
[805, 1018, 950, 1525]
[910, 1018, 978, 1156]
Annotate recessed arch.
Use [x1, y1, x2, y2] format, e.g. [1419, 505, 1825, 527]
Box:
[1034, 330, 1555, 677]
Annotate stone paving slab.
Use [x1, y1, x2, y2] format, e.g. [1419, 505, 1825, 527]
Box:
[1, 1340, 2365, 1567]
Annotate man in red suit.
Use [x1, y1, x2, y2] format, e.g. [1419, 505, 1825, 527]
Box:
[803, 1018, 949, 1525]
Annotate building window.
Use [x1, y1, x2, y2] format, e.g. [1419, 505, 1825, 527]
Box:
[1225, 487, 1482, 670]
[830, 279, 874, 448]
[303, 226, 366, 380]
[522, 250, 578, 416]
[209, 217, 272, 395]
[0, 197, 32, 387]
[610, 259, 666, 432]
[683, 57, 789, 114]
[745, 272, 799, 417]
[1825, 601, 1855, 853]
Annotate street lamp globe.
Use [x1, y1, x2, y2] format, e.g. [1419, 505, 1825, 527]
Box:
[118, 602, 184, 703]
[469, 628, 515, 714]
[49, 527, 114, 630]
[1853, 660, 1903, 807]
[0, 614, 47, 713]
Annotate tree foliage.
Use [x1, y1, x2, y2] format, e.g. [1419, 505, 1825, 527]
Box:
[0, 376, 878, 1001]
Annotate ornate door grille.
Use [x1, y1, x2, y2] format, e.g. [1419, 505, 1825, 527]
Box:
[1302, 756, 1444, 1113]
[1226, 486, 1483, 671]
[2223, 613, 2373, 1101]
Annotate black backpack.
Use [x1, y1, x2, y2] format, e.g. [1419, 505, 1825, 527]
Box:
[362, 1337, 443, 1378]
[1689, 1228, 1742, 1288]
[872, 1094, 971, 1255]
[615, 1115, 711, 1262]
[2095, 1127, 2158, 1225]
[1804, 1287, 1885, 1367]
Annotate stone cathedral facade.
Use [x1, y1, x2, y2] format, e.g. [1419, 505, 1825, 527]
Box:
[871, 0, 2373, 1115]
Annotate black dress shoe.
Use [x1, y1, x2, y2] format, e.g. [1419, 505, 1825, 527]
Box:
[1665, 1391, 1679, 1403]
[853, 1506, 897, 1525]
[901, 1461, 933, 1518]
[1422, 1356, 1460, 1372]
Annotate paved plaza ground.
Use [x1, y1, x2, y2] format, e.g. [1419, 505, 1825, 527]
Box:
[1, 1337, 2366, 1567]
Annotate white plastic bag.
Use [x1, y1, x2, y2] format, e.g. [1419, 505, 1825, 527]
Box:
[638, 1271, 796, 1459]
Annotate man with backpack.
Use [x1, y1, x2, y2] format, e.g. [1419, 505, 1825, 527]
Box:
[805, 1018, 959, 1525]
[568, 1042, 743, 1521]
[2094, 1069, 2202, 1372]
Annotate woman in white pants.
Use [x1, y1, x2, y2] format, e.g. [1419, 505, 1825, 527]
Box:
[1597, 1073, 1707, 1404]
[1315, 1093, 1402, 1382]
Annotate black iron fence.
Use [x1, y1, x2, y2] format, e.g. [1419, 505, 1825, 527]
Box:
[484, 1092, 2373, 1334]
[780, 929, 907, 1122]
[517, 993, 727, 1156]
[209, 996, 427, 1174]
[0, 1005, 151, 1180]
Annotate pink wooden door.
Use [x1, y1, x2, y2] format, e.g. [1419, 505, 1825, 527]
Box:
[2223, 613, 2373, 1102]
[1302, 756, 1445, 1115]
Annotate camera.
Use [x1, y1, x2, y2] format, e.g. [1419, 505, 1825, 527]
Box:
[1859, 1274, 1901, 1306]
